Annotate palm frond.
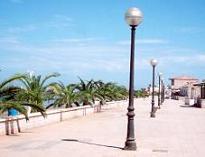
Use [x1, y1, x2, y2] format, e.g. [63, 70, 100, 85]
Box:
[40, 72, 60, 88]
[0, 74, 24, 89]
[0, 102, 29, 120]
[22, 103, 46, 118]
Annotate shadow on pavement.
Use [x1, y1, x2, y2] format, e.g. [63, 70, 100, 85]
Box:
[62, 139, 123, 150]
[180, 105, 195, 108]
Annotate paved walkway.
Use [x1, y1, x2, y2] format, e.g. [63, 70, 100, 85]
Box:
[0, 98, 205, 157]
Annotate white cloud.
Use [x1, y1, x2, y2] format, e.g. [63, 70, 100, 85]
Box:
[117, 38, 168, 45]
[137, 39, 168, 44]
[197, 54, 205, 61]
[0, 36, 129, 73]
[156, 54, 205, 68]
[4, 14, 73, 36]
[177, 27, 203, 34]
[53, 14, 72, 22]
[7, 25, 37, 33]
[1, 34, 205, 84]
[46, 14, 74, 29]
[0, 36, 20, 44]
[52, 37, 100, 43]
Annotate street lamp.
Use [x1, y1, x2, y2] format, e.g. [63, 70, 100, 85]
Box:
[158, 72, 163, 109]
[150, 59, 158, 118]
[161, 77, 165, 104]
[124, 7, 143, 151]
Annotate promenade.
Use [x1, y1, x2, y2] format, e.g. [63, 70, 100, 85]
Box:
[0, 98, 205, 157]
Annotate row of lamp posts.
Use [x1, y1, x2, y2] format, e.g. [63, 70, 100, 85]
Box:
[124, 7, 166, 150]
[150, 59, 165, 118]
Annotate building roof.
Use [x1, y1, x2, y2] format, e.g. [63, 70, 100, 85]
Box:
[169, 76, 199, 81]
[194, 82, 205, 86]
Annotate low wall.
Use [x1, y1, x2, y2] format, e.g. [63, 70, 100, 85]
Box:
[196, 98, 205, 108]
[0, 100, 127, 136]
[184, 97, 195, 105]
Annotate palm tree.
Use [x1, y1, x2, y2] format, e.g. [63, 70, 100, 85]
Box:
[75, 78, 102, 106]
[0, 74, 45, 120]
[94, 81, 114, 104]
[135, 88, 149, 98]
[15, 72, 60, 114]
[46, 82, 79, 109]
[0, 75, 25, 116]
[115, 85, 129, 100]
[96, 82, 128, 101]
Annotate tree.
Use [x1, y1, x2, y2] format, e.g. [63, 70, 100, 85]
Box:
[46, 82, 79, 109]
[135, 88, 149, 98]
[0, 74, 44, 120]
[95, 81, 128, 104]
[75, 78, 102, 106]
[15, 72, 60, 114]
[103, 82, 128, 101]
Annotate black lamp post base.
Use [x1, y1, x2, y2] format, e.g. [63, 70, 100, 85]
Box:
[153, 107, 158, 113]
[150, 112, 156, 118]
[124, 141, 137, 151]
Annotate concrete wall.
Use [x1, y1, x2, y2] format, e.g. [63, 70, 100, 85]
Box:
[173, 79, 198, 89]
[0, 100, 127, 136]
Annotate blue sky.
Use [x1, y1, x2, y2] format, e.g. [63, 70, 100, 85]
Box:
[0, 0, 205, 88]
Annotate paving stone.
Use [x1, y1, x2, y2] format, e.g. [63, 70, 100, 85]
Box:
[0, 98, 204, 157]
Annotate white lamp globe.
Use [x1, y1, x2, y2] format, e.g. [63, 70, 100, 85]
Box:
[150, 59, 158, 66]
[125, 7, 143, 26]
[159, 72, 163, 76]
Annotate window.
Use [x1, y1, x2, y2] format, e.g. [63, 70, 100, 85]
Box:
[171, 80, 174, 86]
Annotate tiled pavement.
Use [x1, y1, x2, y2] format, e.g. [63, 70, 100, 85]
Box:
[0, 98, 205, 157]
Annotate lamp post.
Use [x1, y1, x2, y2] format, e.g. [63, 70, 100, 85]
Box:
[150, 59, 158, 118]
[158, 73, 162, 109]
[124, 7, 143, 151]
[161, 78, 165, 103]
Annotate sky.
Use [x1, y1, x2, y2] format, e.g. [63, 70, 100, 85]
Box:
[0, 0, 205, 88]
